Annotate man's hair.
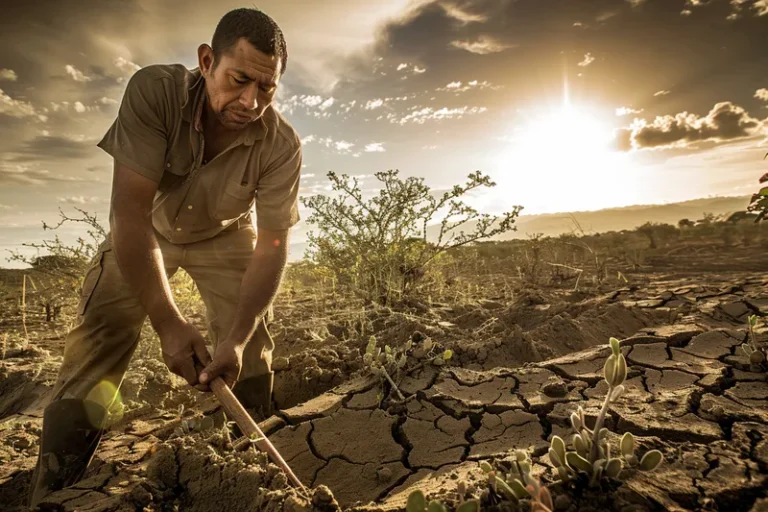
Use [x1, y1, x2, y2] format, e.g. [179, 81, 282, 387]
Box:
[211, 8, 287, 75]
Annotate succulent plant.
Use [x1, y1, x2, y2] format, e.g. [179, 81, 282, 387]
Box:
[406, 489, 479, 512]
[363, 335, 455, 401]
[479, 451, 553, 510]
[741, 315, 767, 370]
[479, 450, 533, 502]
[548, 337, 663, 487]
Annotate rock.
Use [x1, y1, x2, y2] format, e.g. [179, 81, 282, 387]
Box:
[272, 356, 290, 371]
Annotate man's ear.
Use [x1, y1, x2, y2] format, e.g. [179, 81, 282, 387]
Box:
[197, 44, 215, 75]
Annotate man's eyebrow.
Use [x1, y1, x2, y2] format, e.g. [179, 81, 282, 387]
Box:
[234, 68, 276, 87]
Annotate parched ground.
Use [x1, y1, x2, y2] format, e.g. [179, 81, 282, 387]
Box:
[0, 244, 767, 511]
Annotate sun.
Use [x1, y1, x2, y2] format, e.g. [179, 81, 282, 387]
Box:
[490, 102, 643, 215]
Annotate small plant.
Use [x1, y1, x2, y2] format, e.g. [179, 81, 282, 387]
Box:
[549, 338, 663, 487]
[406, 489, 479, 512]
[478, 450, 552, 510]
[363, 335, 453, 401]
[741, 314, 766, 370]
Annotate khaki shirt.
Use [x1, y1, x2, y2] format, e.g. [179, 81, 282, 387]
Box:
[97, 64, 302, 243]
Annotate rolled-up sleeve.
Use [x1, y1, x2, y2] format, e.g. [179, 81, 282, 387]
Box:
[255, 142, 302, 230]
[96, 67, 168, 183]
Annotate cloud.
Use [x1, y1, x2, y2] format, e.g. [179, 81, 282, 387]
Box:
[436, 79, 498, 93]
[0, 204, 11, 210]
[617, 101, 763, 150]
[114, 57, 141, 76]
[395, 105, 487, 125]
[364, 142, 385, 152]
[74, 101, 86, 113]
[616, 106, 644, 116]
[450, 35, 515, 54]
[365, 98, 386, 110]
[57, 195, 104, 204]
[0, 69, 18, 81]
[578, 53, 595, 67]
[334, 140, 354, 151]
[65, 64, 92, 82]
[440, 3, 488, 24]
[756, 88, 768, 102]
[654, 90, 671, 97]
[98, 97, 118, 105]
[8, 134, 97, 162]
[1, 89, 46, 121]
[0, 161, 90, 185]
[397, 63, 408, 71]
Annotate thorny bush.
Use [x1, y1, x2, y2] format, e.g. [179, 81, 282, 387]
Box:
[301, 169, 522, 306]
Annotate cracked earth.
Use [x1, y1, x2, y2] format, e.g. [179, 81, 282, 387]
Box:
[1, 269, 767, 511]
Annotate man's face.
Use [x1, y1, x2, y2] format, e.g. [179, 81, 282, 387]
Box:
[199, 38, 281, 132]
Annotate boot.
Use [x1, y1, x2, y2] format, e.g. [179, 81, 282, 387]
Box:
[232, 371, 274, 422]
[28, 399, 107, 508]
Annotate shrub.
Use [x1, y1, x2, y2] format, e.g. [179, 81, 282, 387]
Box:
[7, 208, 107, 321]
[301, 170, 522, 306]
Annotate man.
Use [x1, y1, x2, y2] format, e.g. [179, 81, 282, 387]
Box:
[29, 7, 301, 506]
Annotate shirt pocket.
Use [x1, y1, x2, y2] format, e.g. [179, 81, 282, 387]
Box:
[213, 179, 255, 221]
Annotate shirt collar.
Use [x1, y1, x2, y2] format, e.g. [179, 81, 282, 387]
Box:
[181, 66, 267, 145]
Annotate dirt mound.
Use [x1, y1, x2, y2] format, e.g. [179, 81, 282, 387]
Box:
[0, 359, 57, 421]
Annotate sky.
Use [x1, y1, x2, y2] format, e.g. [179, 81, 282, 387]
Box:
[1, 0, 767, 265]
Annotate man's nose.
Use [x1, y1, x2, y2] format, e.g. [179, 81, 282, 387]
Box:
[240, 84, 258, 111]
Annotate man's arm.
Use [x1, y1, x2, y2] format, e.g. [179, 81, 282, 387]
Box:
[199, 226, 289, 387]
[110, 161, 212, 386]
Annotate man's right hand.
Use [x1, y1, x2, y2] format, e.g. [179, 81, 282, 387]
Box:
[155, 316, 213, 390]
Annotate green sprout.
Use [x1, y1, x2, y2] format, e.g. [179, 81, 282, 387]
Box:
[549, 337, 663, 487]
[741, 315, 766, 370]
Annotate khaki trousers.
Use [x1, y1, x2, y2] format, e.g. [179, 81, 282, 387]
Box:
[49, 221, 274, 407]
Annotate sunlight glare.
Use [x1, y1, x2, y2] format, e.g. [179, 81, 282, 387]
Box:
[491, 103, 643, 215]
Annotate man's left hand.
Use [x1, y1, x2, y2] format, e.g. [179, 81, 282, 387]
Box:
[199, 341, 244, 390]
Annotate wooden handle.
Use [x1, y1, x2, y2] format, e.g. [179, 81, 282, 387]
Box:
[210, 377, 305, 490]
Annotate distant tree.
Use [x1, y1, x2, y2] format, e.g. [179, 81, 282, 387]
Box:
[696, 212, 723, 226]
[746, 153, 768, 222]
[678, 218, 695, 229]
[301, 169, 522, 306]
[636, 222, 677, 249]
[7, 208, 107, 321]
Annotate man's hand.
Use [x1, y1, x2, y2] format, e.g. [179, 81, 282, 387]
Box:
[155, 317, 212, 390]
[199, 341, 244, 390]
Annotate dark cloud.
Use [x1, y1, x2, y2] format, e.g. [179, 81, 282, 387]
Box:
[616, 101, 764, 150]
[336, 0, 768, 120]
[8, 135, 98, 162]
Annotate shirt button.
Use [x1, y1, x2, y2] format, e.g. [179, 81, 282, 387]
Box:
[175, 227, 182, 232]
[187, 205, 193, 210]
[166, 162, 171, 168]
